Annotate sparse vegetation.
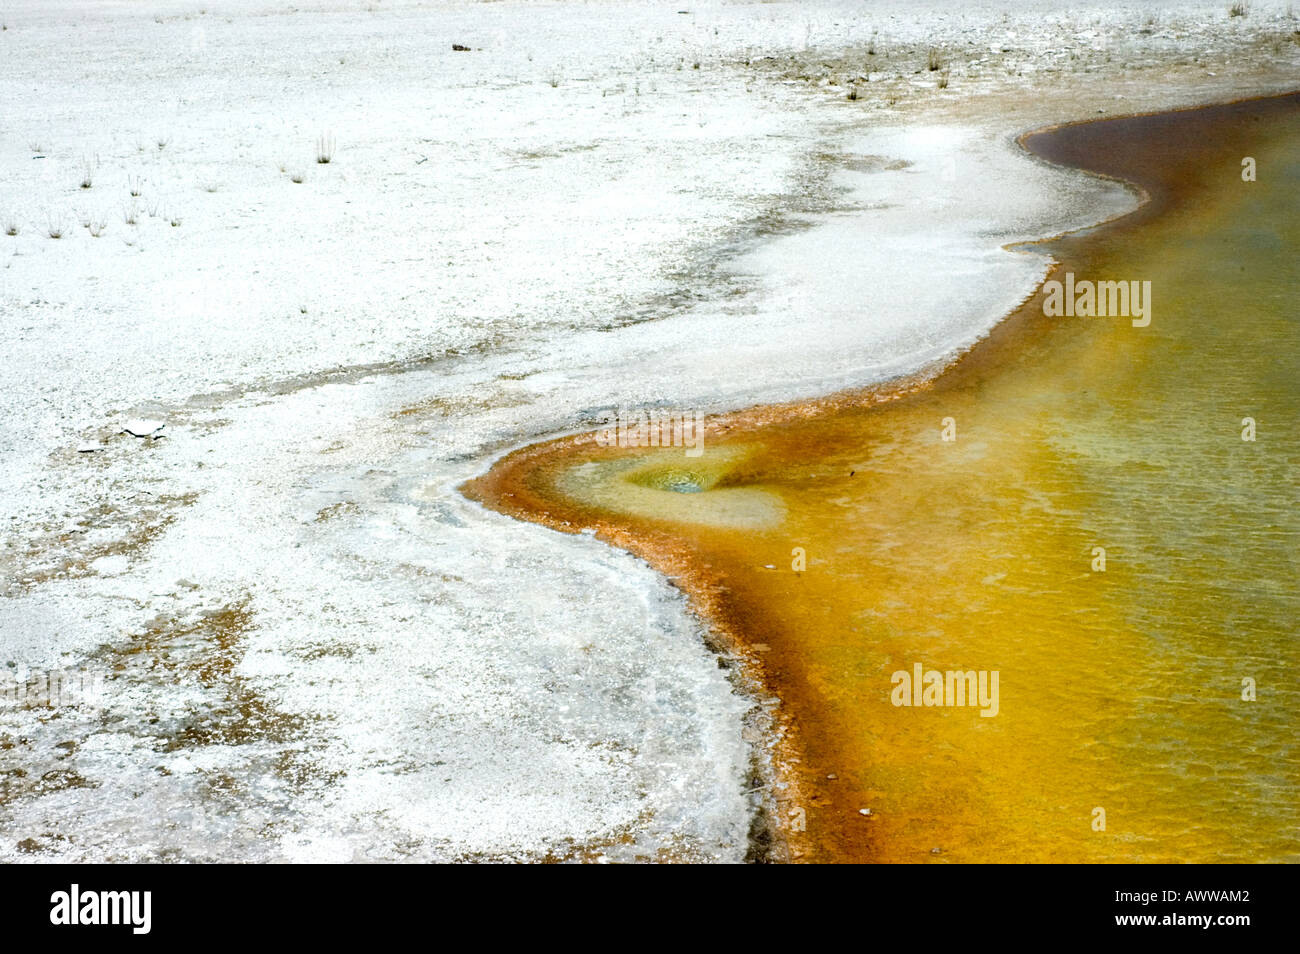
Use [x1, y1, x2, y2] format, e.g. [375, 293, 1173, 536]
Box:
[315, 132, 336, 164]
[290, 171, 305, 184]
[169, 216, 182, 227]
[123, 201, 139, 225]
[927, 49, 943, 71]
[79, 159, 94, 189]
[88, 220, 107, 238]
[1229, 2, 1248, 16]
[47, 216, 64, 239]
[4, 221, 17, 237]
[938, 71, 950, 89]
[846, 85, 859, 101]
[128, 175, 144, 197]
[157, 136, 171, 151]
[203, 182, 220, 193]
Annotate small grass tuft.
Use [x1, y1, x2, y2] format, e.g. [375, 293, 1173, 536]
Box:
[927, 49, 943, 71]
[1229, 1, 1248, 15]
[315, 132, 336, 164]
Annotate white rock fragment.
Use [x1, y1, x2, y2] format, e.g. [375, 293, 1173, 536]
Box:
[76, 442, 104, 453]
[122, 418, 166, 438]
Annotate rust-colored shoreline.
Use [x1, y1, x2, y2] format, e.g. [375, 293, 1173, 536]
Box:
[462, 90, 1300, 863]
[462, 361, 950, 860]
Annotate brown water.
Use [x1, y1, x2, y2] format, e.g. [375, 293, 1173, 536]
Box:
[467, 94, 1300, 863]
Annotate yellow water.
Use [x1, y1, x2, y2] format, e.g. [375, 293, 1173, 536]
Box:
[469, 95, 1300, 862]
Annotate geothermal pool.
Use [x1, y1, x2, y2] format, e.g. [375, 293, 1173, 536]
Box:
[471, 93, 1300, 863]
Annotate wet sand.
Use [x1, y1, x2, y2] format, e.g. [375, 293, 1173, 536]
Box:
[465, 92, 1300, 862]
